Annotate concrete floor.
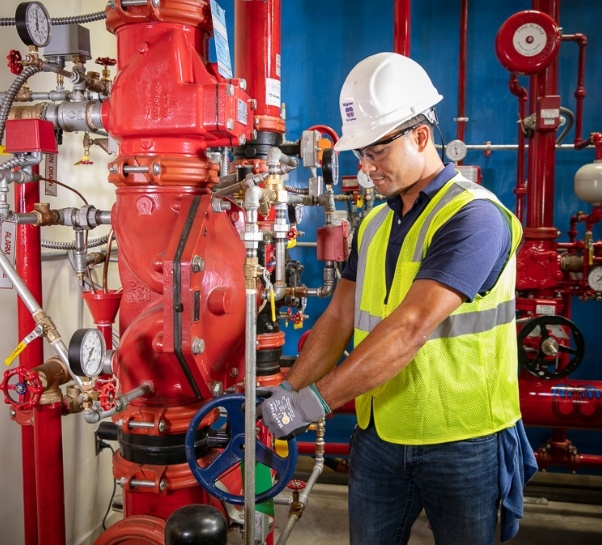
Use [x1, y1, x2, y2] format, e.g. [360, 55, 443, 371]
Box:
[267, 482, 602, 544]
[261, 467, 602, 544]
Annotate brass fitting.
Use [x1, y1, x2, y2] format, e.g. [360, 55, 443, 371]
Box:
[244, 257, 260, 289]
[32, 203, 60, 226]
[35, 356, 70, 405]
[32, 310, 62, 344]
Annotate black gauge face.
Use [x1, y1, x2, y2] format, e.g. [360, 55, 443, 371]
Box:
[321, 147, 339, 186]
[15, 2, 52, 48]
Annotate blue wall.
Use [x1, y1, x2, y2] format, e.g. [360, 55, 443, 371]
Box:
[219, 0, 602, 469]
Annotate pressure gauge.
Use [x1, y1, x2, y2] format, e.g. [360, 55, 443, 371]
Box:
[15, 2, 52, 48]
[68, 328, 106, 377]
[357, 169, 374, 189]
[321, 148, 339, 186]
[587, 266, 602, 292]
[446, 139, 468, 163]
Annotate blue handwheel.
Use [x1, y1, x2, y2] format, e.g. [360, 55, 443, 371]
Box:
[185, 394, 298, 505]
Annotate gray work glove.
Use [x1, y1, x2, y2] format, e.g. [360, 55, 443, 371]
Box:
[257, 382, 330, 439]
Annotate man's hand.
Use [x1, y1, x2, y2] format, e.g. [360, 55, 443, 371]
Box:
[257, 383, 330, 439]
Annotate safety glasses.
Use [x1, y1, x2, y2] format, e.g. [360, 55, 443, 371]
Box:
[353, 122, 422, 162]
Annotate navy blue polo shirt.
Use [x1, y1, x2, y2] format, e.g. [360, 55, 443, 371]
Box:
[341, 163, 512, 302]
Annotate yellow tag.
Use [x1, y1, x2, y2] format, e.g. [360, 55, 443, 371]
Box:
[0, 145, 8, 155]
[293, 320, 303, 329]
[5, 342, 27, 366]
[357, 195, 364, 209]
[286, 238, 297, 249]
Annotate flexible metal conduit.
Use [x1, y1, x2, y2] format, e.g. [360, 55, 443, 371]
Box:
[0, 66, 43, 143]
[0, 12, 106, 27]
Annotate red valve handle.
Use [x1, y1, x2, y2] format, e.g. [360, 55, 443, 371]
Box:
[0, 367, 43, 410]
[99, 381, 117, 411]
[287, 479, 306, 491]
[7, 50, 23, 75]
[95, 57, 116, 67]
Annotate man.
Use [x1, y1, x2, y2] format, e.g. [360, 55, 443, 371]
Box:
[258, 52, 537, 544]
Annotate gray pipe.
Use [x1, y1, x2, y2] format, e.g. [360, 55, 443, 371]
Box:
[276, 419, 325, 544]
[0, 248, 83, 388]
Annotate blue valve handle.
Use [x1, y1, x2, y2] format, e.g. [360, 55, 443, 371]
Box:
[185, 393, 298, 505]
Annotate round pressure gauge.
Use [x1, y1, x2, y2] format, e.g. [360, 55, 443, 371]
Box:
[446, 139, 468, 163]
[68, 328, 106, 377]
[587, 266, 602, 292]
[321, 148, 339, 186]
[357, 169, 374, 189]
[15, 2, 52, 48]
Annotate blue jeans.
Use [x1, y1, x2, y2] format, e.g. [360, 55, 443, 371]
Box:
[348, 423, 500, 545]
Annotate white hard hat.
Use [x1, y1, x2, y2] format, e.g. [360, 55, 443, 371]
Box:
[334, 52, 443, 152]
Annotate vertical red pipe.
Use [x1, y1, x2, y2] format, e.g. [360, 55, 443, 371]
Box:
[33, 402, 66, 545]
[15, 167, 43, 545]
[456, 0, 468, 151]
[393, 0, 411, 55]
[526, 0, 560, 229]
[234, 0, 284, 133]
[509, 75, 529, 223]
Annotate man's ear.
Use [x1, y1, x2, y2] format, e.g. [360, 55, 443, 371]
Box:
[415, 124, 431, 151]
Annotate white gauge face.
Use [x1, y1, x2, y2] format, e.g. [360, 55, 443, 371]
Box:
[357, 169, 374, 189]
[16, 2, 51, 47]
[587, 266, 602, 292]
[80, 329, 105, 376]
[71, 328, 106, 377]
[446, 139, 468, 163]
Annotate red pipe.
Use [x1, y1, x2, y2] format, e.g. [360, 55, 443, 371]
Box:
[33, 403, 66, 545]
[519, 376, 602, 430]
[560, 33, 588, 146]
[525, 0, 560, 230]
[533, 428, 602, 471]
[15, 167, 43, 545]
[509, 74, 529, 223]
[393, 0, 411, 56]
[456, 0, 468, 151]
[234, 0, 284, 134]
[296, 442, 350, 456]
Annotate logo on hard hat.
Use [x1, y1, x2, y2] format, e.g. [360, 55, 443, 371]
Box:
[343, 101, 356, 121]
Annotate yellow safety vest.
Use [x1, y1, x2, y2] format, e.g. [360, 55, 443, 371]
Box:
[354, 173, 523, 444]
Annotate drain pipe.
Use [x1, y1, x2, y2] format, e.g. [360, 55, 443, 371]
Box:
[242, 185, 264, 545]
[276, 418, 325, 544]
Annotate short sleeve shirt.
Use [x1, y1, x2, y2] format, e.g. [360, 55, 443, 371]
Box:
[341, 163, 511, 302]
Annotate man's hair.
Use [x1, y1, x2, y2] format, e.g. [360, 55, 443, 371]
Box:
[397, 108, 438, 141]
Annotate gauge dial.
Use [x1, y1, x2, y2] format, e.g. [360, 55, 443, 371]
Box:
[587, 266, 602, 292]
[321, 147, 339, 186]
[68, 328, 106, 377]
[357, 169, 374, 189]
[446, 139, 468, 163]
[15, 2, 52, 48]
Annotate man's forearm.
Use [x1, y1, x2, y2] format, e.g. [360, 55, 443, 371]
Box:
[285, 279, 355, 390]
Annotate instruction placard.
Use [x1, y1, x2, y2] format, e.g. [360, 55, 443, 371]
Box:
[210, 0, 233, 79]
